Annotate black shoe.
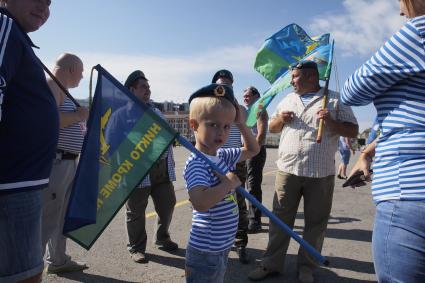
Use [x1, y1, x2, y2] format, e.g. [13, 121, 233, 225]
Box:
[236, 247, 250, 264]
[155, 239, 178, 252]
[337, 174, 344, 179]
[248, 222, 262, 234]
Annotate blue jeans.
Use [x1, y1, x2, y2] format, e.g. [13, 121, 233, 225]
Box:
[0, 189, 44, 282]
[339, 148, 351, 165]
[185, 245, 230, 283]
[373, 200, 425, 283]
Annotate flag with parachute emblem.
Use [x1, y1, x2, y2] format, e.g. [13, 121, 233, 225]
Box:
[246, 24, 334, 127]
[63, 65, 178, 249]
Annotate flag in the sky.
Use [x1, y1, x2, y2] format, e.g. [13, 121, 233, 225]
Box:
[246, 24, 333, 127]
[63, 65, 178, 249]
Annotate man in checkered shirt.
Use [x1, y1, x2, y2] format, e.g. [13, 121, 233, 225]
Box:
[249, 61, 358, 283]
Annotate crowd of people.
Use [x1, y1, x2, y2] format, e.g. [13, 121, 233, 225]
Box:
[1, 0, 425, 283]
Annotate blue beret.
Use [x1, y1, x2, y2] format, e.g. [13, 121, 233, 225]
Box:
[212, 69, 234, 83]
[124, 70, 148, 88]
[289, 60, 318, 70]
[189, 83, 236, 105]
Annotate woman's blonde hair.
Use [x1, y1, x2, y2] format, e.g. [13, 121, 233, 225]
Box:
[402, 0, 425, 17]
[189, 96, 235, 122]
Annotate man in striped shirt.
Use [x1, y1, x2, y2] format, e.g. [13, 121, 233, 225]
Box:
[249, 61, 358, 282]
[41, 53, 89, 274]
[213, 69, 251, 264]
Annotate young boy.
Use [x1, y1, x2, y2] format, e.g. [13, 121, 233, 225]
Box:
[183, 84, 260, 282]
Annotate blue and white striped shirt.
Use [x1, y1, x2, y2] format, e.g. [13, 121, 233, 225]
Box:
[222, 125, 242, 148]
[366, 117, 380, 145]
[57, 97, 85, 154]
[341, 16, 425, 203]
[183, 148, 241, 252]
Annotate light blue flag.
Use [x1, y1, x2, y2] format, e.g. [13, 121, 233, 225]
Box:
[246, 31, 334, 127]
[254, 23, 329, 84]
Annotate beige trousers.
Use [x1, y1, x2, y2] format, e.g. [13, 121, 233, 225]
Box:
[261, 171, 334, 272]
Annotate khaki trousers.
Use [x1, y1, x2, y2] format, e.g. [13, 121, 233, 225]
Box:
[41, 158, 78, 266]
[261, 171, 334, 272]
[126, 158, 176, 253]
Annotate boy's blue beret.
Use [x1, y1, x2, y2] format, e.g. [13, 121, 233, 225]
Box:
[189, 83, 236, 105]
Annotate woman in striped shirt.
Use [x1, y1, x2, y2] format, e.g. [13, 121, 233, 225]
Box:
[341, 1, 425, 282]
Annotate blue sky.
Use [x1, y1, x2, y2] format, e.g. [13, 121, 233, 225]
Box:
[32, 0, 404, 131]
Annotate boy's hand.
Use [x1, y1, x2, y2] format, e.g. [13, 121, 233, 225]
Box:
[234, 103, 247, 126]
[216, 172, 241, 192]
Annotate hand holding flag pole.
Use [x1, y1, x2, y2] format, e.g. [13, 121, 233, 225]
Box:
[316, 79, 330, 143]
[177, 135, 330, 266]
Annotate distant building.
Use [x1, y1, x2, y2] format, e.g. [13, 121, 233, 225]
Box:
[265, 133, 280, 148]
[164, 111, 190, 139]
[153, 101, 191, 139]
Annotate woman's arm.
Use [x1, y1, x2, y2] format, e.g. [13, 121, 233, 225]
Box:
[347, 139, 376, 185]
[341, 20, 425, 106]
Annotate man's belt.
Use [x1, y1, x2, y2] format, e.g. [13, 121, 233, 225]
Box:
[56, 149, 79, 160]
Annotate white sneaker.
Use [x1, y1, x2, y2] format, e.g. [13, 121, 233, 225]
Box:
[45, 258, 88, 274]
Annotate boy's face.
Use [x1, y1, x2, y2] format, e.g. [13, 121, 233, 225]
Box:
[192, 107, 235, 155]
[5, 0, 51, 33]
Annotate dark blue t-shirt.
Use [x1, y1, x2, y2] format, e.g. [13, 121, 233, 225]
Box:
[0, 9, 59, 191]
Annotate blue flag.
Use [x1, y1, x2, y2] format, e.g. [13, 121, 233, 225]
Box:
[64, 65, 178, 249]
[254, 23, 329, 84]
[246, 24, 333, 127]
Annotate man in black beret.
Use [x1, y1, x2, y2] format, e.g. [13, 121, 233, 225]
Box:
[211, 69, 252, 264]
[120, 70, 178, 263]
[211, 69, 234, 85]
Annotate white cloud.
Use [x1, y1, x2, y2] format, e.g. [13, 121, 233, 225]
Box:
[69, 45, 258, 102]
[310, 0, 405, 57]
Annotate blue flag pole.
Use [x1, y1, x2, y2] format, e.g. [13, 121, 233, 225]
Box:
[177, 135, 329, 266]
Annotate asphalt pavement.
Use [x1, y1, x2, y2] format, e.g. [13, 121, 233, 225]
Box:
[42, 147, 377, 283]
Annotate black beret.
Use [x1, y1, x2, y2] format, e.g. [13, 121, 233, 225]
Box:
[249, 86, 260, 97]
[124, 70, 148, 88]
[289, 60, 318, 71]
[189, 83, 236, 105]
[211, 69, 234, 83]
